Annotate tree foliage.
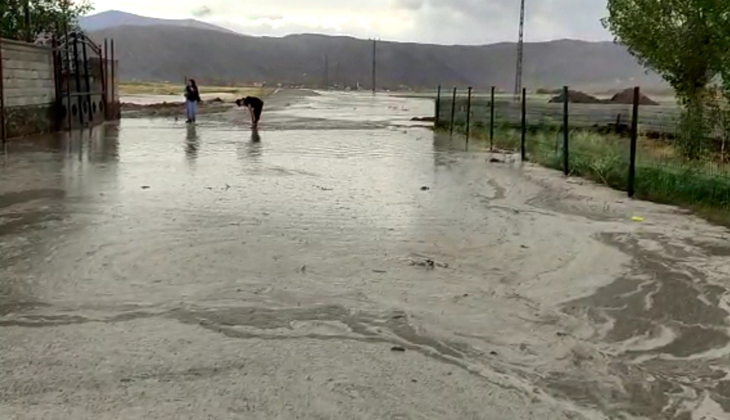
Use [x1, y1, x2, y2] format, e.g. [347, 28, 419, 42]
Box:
[603, 0, 725, 100]
[0, 0, 91, 41]
[603, 0, 730, 159]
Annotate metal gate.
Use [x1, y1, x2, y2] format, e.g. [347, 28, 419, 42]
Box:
[53, 31, 115, 131]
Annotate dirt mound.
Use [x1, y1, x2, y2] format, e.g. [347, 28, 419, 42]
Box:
[609, 88, 659, 106]
[537, 88, 562, 95]
[548, 90, 602, 104]
[121, 98, 232, 118]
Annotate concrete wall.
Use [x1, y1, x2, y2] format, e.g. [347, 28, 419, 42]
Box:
[1, 39, 56, 138]
[0, 37, 120, 140]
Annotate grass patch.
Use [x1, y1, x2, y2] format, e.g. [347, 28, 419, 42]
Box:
[441, 122, 730, 225]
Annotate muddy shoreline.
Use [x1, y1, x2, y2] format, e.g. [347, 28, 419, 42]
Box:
[120, 89, 320, 119]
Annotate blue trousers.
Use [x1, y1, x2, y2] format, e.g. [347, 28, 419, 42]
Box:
[186, 100, 198, 120]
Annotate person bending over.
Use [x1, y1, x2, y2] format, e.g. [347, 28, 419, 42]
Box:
[236, 96, 265, 128]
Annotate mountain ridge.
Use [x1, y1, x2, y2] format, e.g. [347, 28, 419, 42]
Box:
[80, 10, 234, 34]
[85, 12, 665, 92]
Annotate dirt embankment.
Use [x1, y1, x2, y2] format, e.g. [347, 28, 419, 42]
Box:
[548, 88, 659, 105]
[120, 88, 320, 119]
[609, 88, 660, 105]
[121, 98, 232, 119]
[548, 90, 603, 104]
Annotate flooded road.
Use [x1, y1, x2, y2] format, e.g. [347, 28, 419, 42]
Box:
[1, 91, 730, 419]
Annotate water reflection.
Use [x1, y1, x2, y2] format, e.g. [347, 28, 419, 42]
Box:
[89, 124, 120, 163]
[185, 124, 199, 161]
[432, 130, 490, 169]
[432, 131, 461, 168]
[239, 129, 263, 162]
[1, 125, 120, 164]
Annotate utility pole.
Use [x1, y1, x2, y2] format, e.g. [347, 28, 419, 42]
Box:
[514, 0, 526, 102]
[336, 60, 341, 89]
[372, 39, 377, 95]
[324, 53, 329, 90]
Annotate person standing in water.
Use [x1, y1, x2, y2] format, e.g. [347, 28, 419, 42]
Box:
[184, 79, 201, 123]
[236, 96, 265, 128]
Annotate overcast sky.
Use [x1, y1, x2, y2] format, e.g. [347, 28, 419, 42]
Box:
[89, 0, 612, 45]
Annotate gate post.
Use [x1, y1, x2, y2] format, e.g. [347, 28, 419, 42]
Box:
[81, 37, 92, 120]
[63, 26, 72, 130]
[0, 38, 6, 144]
[51, 35, 63, 131]
[103, 39, 109, 119]
[111, 39, 116, 119]
[99, 41, 107, 121]
[72, 33, 84, 126]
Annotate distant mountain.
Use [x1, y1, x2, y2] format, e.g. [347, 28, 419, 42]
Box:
[89, 24, 665, 92]
[80, 10, 232, 34]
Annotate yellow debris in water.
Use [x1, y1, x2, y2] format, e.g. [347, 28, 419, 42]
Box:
[632, 216, 645, 222]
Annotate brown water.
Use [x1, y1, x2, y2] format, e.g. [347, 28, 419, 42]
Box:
[1, 91, 729, 419]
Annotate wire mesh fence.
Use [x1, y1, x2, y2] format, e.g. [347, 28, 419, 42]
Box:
[434, 85, 730, 212]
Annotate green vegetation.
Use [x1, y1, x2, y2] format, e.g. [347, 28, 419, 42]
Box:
[441, 120, 730, 225]
[603, 0, 730, 160]
[1, 0, 91, 41]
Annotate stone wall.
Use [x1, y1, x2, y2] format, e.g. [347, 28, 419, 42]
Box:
[0, 39, 56, 138]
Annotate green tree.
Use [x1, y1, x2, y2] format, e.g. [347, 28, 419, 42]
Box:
[603, 0, 727, 158]
[0, 0, 91, 41]
[707, 5, 730, 162]
[706, 5, 730, 95]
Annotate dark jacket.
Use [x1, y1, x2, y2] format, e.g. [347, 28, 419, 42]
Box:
[242, 96, 264, 110]
[185, 86, 201, 102]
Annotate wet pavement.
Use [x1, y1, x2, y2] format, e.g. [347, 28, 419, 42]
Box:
[1, 91, 730, 419]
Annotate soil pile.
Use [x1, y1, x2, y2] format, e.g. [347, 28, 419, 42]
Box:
[537, 88, 562, 95]
[121, 98, 231, 118]
[548, 90, 603, 104]
[609, 88, 660, 106]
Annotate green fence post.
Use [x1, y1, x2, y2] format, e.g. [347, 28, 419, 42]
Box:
[450, 87, 457, 136]
[490, 86, 495, 151]
[435, 85, 441, 125]
[521, 88, 527, 161]
[563, 86, 569, 175]
[466, 87, 472, 143]
[628, 87, 640, 197]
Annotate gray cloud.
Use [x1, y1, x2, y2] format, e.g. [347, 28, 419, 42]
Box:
[394, 0, 425, 11]
[247, 14, 285, 21]
[390, 0, 610, 44]
[194, 0, 610, 44]
[191, 5, 212, 18]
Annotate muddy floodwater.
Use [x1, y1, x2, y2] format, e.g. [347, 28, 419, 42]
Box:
[1, 91, 730, 419]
